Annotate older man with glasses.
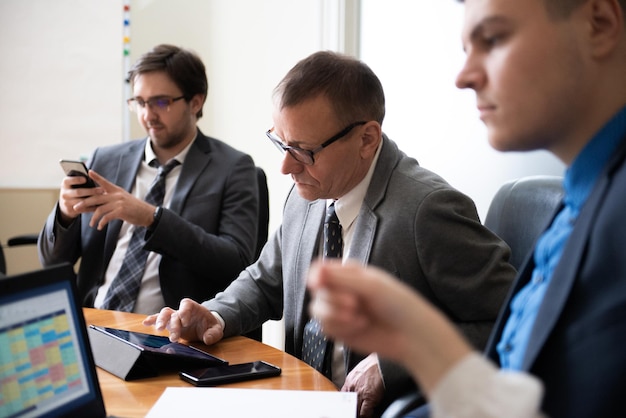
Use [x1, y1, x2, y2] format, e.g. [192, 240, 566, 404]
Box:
[145, 50, 515, 417]
[39, 44, 260, 318]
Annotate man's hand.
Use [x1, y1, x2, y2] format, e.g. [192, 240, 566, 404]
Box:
[342, 353, 385, 418]
[143, 298, 225, 346]
[70, 170, 155, 230]
[58, 173, 104, 225]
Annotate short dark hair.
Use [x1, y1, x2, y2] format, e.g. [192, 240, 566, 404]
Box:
[273, 51, 386, 126]
[457, 0, 626, 21]
[544, 0, 597, 19]
[127, 44, 208, 119]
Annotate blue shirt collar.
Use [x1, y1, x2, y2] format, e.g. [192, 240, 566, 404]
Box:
[564, 106, 626, 210]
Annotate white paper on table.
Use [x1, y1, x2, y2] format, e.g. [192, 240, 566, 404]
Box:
[145, 387, 357, 418]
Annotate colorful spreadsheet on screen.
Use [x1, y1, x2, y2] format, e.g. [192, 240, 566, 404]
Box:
[0, 292, 89, 418]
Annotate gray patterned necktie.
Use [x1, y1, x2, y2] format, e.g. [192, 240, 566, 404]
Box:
[101, 158, 179, 312]
[302, 202, 342, 378]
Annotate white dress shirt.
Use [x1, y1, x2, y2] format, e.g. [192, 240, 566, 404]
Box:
[430, 353, 545, 418]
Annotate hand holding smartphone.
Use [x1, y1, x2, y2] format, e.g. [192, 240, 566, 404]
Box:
[180, 361, 281, 386]
[59, 159, 97, 188]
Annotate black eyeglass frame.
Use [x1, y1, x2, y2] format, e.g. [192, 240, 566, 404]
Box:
[127, 95, 186, 112]
[266, 121, 367, 165]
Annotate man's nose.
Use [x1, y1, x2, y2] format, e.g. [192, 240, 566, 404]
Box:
[141, 105, 159, 123]
[280, 151, 303, 175]
[455, 53, 484, 91]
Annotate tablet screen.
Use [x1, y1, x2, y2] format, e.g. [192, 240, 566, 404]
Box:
[91, 326, 226, 363]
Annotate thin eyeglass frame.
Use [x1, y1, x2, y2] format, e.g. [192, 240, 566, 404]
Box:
[266, 121, 367, 165]
[127, 95, 186, 113]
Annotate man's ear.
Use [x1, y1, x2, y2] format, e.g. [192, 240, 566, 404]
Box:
[586, 0, 624, 58]
[190, 94, 206, 117]
[359, 121, 382, 159]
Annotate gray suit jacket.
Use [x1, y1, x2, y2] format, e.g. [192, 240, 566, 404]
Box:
[39, 129, 259, 309]
[204, 135, 515, 410]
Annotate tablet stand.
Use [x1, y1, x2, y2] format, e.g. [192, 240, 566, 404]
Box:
[88, 326, 160, 380]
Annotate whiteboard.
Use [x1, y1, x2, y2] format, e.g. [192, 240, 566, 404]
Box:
[0, 0, 123, 188]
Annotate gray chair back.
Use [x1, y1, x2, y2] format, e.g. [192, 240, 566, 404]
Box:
[0, 234, 39, 276]
[242, 167, 270, 342]
[484, 175, 564, 270]
[255, 167, 270, 259]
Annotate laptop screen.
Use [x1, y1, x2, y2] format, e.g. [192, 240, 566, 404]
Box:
[0, 263, 106, 418]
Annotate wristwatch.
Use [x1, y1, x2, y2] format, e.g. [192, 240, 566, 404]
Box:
[150, 206, 163, 231]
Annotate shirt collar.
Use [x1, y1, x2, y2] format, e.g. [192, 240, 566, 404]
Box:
[564, 105, 626, 210]
[144, 132, 197, 167]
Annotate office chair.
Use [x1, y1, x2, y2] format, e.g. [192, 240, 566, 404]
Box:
[380, 391, 425, 418]
[242, 167, 270, 342]
[380, 175, 564, 418]
[0, 233, 39, 276]
[254, 166, 270, 260]
[484, 175, 564, 270]
[0, 247, 5, 277]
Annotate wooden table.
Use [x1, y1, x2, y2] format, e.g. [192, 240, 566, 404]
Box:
[85, 308, 337, 418]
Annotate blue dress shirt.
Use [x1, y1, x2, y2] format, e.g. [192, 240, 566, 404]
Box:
[497, 106, 626, 370]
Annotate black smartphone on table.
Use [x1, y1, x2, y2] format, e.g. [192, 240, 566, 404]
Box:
[59, 159, 97, 188]
[180, 360, 282, 386]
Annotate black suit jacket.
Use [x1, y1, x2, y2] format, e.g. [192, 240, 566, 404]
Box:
[39, 129, 260, 309]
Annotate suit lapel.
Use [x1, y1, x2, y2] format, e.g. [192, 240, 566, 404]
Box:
[170, 131, 211, 214]
[115, 141, 145, 192]
[103, 140, 145, 262]
[346, 135, 397, 265]
[346, 210, 376, 264]
[294, 199, 326, 331]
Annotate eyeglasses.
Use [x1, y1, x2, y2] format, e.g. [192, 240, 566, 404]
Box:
[266, 121, 367, 165]
[127, 95, 186, 113]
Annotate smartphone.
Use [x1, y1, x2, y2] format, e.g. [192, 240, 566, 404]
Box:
[59, 159, 97, 188]
[180, 360, 281, 386]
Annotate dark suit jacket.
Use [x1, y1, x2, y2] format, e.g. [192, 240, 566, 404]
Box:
[38, 129, 260, 309]
[485, 135, 626, 418]
[204, 135, 516, 411]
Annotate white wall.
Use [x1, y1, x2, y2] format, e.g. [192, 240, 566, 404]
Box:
[0, 0, 123, 185]
[360, 0, 565, 220]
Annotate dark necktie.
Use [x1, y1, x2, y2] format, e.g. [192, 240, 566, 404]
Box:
[101, 158, 180, 312]
[302, 202, 342, 378]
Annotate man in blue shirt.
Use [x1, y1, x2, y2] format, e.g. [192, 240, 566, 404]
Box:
[306, 0, 626, 417]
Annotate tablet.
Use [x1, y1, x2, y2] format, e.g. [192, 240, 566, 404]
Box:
[88, 325, 227, 379]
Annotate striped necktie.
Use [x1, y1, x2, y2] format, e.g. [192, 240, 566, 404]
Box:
[302, 202, 342, 378]
[101, 158, 179, 312]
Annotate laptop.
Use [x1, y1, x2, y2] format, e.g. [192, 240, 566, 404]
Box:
[0, 263, 108, 418]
